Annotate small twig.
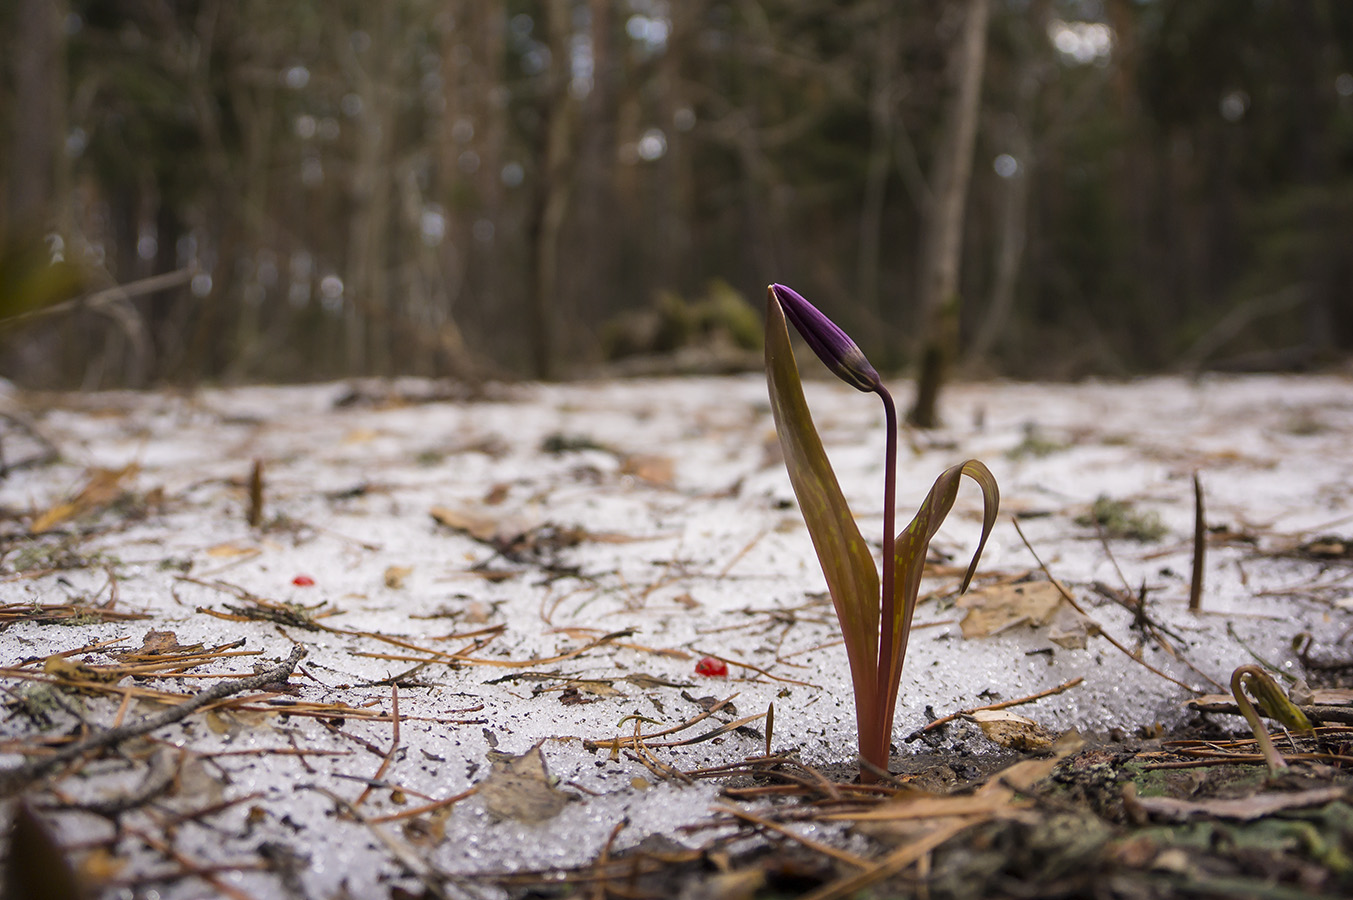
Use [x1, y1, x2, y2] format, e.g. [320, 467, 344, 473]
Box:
[367, 785, 479, 824]
[1190, 472, 1206, 611]
[907, 677, 1084, 740]
[1231, 665, 1288, 773]
[352, 684, 401, 810]
[123, 825, 260, 900]
[1012, 519, 1201, 694]
[713, 804, 871, 869]
[589, 820, 628, 900]
[0, 645, 305, 795]
[302, 785, 453, 900]
[799, 816, 975, 900]
[247, 459, 265, 528]
[688, 648, 817, 687]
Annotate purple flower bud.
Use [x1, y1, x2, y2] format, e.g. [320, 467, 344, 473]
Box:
[769, 284, 881, 393]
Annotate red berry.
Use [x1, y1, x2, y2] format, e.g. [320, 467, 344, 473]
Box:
[291, 575, 315, 586]
[695, 656, 728, 677]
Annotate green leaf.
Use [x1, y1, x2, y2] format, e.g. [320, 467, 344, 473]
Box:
[882, 460, 1000, 700]
[765, 291, 880, 706]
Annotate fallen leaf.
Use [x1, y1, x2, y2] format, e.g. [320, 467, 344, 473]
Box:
[968, 709, 1055, 751]
[1186, 687, 1353, 712]
[478, 743, 574, 823]
[205, 542, 260, 559]
[988, 731, 1085, 791]
[30, 464, 139, 534]
[958, 581, 1065, 638]
[566, 679, 623, 698]
[705, 868, 766, 900]
[620, 454, 674, 486]
[341, 427, 380, 444]
[558, 687, 599, 706]
[383, 565, 413, 589]
[77, 846, 127, 887]
[134, 630, 194, 655]
[43, 655, 122, 686]
[624, 673, 692, 689]
[1047, 604, 1094, 650]
[1133, 786, 1348, 822]
[429, 505, 509, 543]
[463, 600, 493, 624]
[3, 803, 83, 900]
[839, 786, 1028, 822]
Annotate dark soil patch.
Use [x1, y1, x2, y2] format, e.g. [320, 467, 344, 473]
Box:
[491, 728, 1353, 900]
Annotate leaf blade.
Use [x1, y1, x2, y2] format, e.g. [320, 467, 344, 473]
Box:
[883, 460, 1000, 701]
[765, 291, 880, 702]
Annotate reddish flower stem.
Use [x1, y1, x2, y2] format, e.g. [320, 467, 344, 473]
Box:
[869, 385, 899, 775]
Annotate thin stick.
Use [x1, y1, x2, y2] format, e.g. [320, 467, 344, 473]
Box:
[799, 817, 973, 900]
[908, 677, 1084, 739]
[1190, 472, 1205, 611]
[874, 386, 900, 733]
[353, 683, 400, 810]
[247, 459, 265, 529]
[303, 785, 452, 900]
[1012, 519, 1200, 694]
[367, 785, 479, 824]
[0, 645, 305, 795]
[688, 648, 816, 687]
[713, 805, 871, 869]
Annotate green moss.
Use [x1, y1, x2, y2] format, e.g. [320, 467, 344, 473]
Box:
[1006, 425, 1069, 460]
[1076, 495, 1167, 542]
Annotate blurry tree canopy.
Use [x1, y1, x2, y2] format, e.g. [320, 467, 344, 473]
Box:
[1, 0, 1351, 389]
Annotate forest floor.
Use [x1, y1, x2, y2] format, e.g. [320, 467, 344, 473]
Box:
[1, 371, 1352, 899]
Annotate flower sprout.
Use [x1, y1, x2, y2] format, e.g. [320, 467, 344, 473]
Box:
[769, 284, 881, 393]
[765, 282, 999, 782]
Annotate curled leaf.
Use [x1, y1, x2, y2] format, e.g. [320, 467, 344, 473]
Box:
[884, 460, 1000, 700]
[765, 289, 880, 712]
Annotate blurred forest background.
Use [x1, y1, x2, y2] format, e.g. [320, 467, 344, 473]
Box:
[2, 0, 1352, 394]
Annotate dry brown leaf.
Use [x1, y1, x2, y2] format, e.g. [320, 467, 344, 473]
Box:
[29, 464, 139, 534]
[479, 743, 573, 823]
[3, 803, 84, 900]
[968, 709, 1055, 751]
[43, 655, 123, 685]
[1133, 786, 1348, 822]
[621, 454, 675, 486]
[988, 731, 1085, 792]
[1187, 686, 1353, 712]
[341, 427, 380, 444]
[383, 565, 413, 589]
[841, 789, 1025, 822]
[958, 581, 1065, 638]
[429, 505, 506, 543]
[205, 542, 260, 559]
[705, 868, 766, 900]
[1047, 604, 1094, 650]
[134, 630, 195, 655]
[567, 679, 623, 697]
[463, 600, 493, 624]
[77, 846, 127, 886]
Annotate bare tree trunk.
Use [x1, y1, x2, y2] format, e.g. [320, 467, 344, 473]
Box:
[528, 0, 576, 380]
[344, 5, 396, 375]
[6, 0, 63, 231]
[908, 0, 989, 428]
[966, 127, 1028, 367]
[858, 15, 901, 316]
[967, 7, 1041, 367]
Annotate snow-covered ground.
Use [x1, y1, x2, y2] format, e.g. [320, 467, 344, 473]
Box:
[2, 372, 1351, 898]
